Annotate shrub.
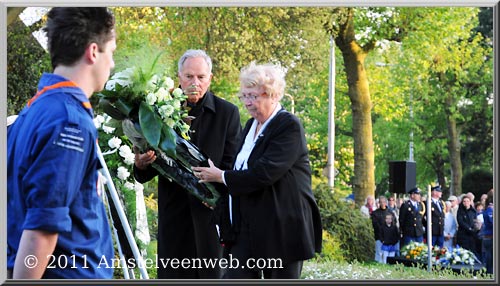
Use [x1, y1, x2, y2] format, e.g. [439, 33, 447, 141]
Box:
[7, 19, 51, 115]
[314, 229, 346, 263]
[314, 183, 375, 263]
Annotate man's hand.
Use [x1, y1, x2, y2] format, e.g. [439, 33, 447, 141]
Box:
[133, 146, 156, 170]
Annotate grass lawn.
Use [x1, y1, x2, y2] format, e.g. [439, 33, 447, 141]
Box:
[302, 259, 493, 280]
[137, 241, 492, 280]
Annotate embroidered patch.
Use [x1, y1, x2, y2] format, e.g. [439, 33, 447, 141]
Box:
[53, 126, 85, 152]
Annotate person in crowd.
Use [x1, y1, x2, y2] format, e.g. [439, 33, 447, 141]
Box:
[458, 194, 467, 206]
[380, 213, 400, 264]
[443, 201, 457, 250]
[134, 49, 242, 279]
[447, 195, 459, 226]
[475, 201, 485, 229]
[481, 189, 493, 274]
[371, 196, 396, 263]
[387, 195, 400, 255]
[7, 8, 116, 279]
[192, 61, 322, 279]
[387, 196, 400, 222]
[360, 195, 377, 218]
[474, 201, 485, 262]
[466, 192, 476, 207]
[480, 193, 488, 206]
[423, 185, 446, 248]
[399, 187, 425, 247]
[456, 195, 479, 257]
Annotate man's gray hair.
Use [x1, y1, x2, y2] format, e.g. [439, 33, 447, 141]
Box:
[178, 49, 212, 73]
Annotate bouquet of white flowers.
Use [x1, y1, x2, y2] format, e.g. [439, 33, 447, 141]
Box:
[98, 51, 220, 207]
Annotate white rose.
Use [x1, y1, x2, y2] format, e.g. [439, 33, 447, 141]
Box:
[159, 105, 175, 118]
[147, 74, 160, 91]
[104, 79, 117, 91]
[124, 181, 135, 190]
[172, 99, 181, 109]
[146, 93, 157, 105]
[121, 67, 135, 79]
[155, 87, 172, 103]
[93, 115, 105, 128]
[108, 136, 122, 149]
[172, 87, 183, 98]
[164, 77, 175, 90]
[123, 153, 135, 165]
[110, 70, 133, 88]
[117, 166, 130, 180]
[119, 145, 133, 158]
[102, 125, 116, 134]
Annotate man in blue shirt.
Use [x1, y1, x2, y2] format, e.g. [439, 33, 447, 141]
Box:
[7, 7, 116, 279]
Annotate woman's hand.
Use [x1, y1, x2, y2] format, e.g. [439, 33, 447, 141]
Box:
[192, 159, 224, 184]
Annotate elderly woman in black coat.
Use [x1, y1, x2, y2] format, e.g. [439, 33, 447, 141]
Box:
[193, 61, 322, 279]
[456, 195, 479, 255]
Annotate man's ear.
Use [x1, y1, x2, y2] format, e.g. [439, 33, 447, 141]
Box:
[85, 43, 99, 64]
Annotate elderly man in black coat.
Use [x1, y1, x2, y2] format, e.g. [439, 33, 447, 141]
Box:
[134, 49, 241, 279]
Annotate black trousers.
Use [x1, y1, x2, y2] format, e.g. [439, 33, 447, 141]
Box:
[223, 221, 303, 279]
[157, 185, 223, 279]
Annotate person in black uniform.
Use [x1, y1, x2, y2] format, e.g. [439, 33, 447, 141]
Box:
[399, 187, 425, 247]
[423, 185, 446, 248]
[134, 49, 241, 279]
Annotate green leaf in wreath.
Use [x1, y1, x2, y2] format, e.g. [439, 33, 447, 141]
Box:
[113, 98, 134, 117]
[139, 101, 162, 148]
[99, 98, 127, 120]
[160, 124, 177, 158]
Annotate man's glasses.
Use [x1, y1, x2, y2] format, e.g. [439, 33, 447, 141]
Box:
[238, 93, 265, 102]
[388, 198, 395, 201]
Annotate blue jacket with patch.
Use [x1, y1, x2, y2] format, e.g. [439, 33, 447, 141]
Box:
[7, 73, 114, 279]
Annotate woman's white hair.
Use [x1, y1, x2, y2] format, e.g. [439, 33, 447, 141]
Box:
[239, 61, 287, 101]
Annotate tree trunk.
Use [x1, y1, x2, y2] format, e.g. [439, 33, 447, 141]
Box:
[333, 9, 376, 205]
[445, 94, 463, 196]
[7, 8, 24, 26]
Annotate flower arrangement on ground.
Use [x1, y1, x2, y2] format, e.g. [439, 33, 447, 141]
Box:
[400, 241, 429, 263]
[400, 241, 477, 266]
[97, 51, 220, 208]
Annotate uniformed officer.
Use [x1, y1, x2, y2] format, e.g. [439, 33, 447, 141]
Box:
[399, 187, 425, 247]
[423, 185, 446, 248]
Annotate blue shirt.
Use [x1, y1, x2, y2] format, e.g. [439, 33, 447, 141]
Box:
[7, 73, 114, 279]
[482, 205, 493, 237]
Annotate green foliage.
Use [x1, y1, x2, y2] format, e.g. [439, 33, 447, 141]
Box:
[7, 19, 51, 115]
[462, 169, 493, 198]
[314, 230, 346, 263]
[314, 183, 375, 263]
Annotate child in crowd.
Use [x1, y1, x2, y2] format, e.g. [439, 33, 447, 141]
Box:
[380, 213, 400, 264]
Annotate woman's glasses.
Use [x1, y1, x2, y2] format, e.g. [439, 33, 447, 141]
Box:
[238, 92, 265, 102]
